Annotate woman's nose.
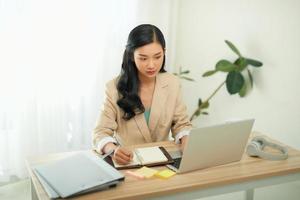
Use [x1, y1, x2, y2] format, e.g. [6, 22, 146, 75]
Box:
[147, 59, 155, 68]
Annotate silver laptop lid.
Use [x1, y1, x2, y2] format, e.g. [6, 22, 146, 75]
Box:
[178, 119, 254, 173]
[34, 151, 124, 198]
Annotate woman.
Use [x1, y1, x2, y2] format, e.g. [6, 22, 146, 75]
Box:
[93, 24, 192, 165]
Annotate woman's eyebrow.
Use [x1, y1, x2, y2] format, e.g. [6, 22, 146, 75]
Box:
[138, 52, 162, 57]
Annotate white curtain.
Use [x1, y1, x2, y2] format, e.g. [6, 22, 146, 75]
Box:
[0, 0, 175, 183]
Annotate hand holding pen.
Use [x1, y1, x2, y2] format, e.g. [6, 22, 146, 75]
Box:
[113, 146, 133, 165]
[102, 137, 133, 165]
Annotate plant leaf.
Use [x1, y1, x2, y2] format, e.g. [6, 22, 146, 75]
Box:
[198, 98, 202, 107]
[226, 71, 245, 94]
[239, 82, 247, 97]
[202, 70, 217, 77]
[201, 112, 209, 115]
[234, 57, 248, 71]
[216, 60, 236, 72]
[225, 40, 242, 57]
[247, 69, 253, 88]
[180, 76, 194, 81]
[200, 101, 209, 109]
[180, 70, 190, 74]
[246, 58, 263, 67]
[195, 110, 200, 116]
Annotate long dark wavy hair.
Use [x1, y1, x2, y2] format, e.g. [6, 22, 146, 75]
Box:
[117, 24, 166, 120]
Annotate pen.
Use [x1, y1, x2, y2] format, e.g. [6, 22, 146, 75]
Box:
[114, 135, 123, 147]
[101, 135, 123, 159]
[114, 135, 134, 161]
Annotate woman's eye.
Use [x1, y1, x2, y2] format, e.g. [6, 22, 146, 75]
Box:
[139, 57, 147, 61]
[155, 56, 161, 60]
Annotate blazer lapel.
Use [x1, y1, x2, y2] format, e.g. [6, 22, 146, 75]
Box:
[134, 112, 153, 143]
[148, 74, 168, 138]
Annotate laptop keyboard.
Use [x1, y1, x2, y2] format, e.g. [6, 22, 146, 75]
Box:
[172, 157, 182, 169]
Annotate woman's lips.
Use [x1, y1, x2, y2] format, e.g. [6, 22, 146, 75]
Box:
[146, 70, 156, 75]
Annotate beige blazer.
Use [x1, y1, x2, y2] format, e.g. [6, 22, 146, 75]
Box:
[93, 72, 192, 148]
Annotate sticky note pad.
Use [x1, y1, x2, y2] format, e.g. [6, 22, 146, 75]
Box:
[135, 166, 158, 178]
[155, 169, 176, 179]
[125, 170, 144, 180]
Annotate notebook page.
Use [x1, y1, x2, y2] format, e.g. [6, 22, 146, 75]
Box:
[135, 146, 168, 165]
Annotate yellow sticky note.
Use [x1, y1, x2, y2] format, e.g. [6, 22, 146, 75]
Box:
[155, 169, 176, 179]
[135, 166, 158, 178]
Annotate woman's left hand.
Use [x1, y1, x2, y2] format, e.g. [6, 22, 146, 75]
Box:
[179, 135, 189, 152]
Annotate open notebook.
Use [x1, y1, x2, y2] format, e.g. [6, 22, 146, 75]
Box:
[105, 146, 173, 169]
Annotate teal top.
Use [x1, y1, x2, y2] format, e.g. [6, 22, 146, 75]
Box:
[144, 109, 151, 125]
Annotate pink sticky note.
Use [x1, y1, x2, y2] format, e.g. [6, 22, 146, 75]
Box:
[125, 170, 145, 180]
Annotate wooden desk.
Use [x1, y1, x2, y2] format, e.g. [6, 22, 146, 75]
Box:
[26, 132, 300, 200]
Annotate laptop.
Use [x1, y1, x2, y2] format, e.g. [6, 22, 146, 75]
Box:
[167, 119, 254, 173]
[33, 151, 124, 198]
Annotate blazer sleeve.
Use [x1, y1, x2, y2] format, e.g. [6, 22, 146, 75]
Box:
[171, 82, 193, 137]
[92, 81, 118, 149]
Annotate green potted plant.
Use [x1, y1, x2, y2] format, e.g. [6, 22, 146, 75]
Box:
[175, 40, 263, 121]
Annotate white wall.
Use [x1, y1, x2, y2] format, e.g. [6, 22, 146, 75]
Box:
[174, 0, 300, 149]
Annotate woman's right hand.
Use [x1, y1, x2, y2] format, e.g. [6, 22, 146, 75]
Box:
[113, 147, 133, 165]
[103, 142, 133, 165]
